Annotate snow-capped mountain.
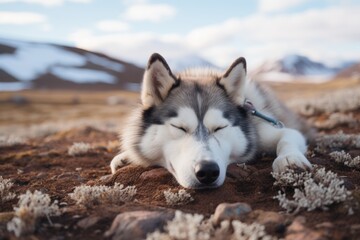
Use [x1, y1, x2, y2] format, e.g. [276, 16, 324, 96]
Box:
[0, 38, 144, 91]
[251, 54, 337, 82]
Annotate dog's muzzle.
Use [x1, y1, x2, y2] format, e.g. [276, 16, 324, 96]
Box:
[194, 161, 220, 185]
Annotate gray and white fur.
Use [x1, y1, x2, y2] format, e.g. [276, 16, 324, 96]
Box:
[110, 53, 312, 189]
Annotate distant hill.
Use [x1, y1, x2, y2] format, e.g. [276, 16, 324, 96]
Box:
[0, 38, 144, 91]
[334, 63, 360, 80]
[250, 54, 338, 82]
[1, 38, 358, 90]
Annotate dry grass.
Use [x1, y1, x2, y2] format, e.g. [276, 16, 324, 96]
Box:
[0, 90, 137, 127]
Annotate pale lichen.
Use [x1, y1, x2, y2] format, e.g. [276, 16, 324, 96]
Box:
[164, 189, 194, 206]
[0, 176, 16, 203]
[146, 210, 276, 240]
[68, 142, 93, 156]
[0, 135, 26, 147]
[7, 190, 60, 237]
[69, 183, 136, 207]
[272, 167, 352, 213]
[330, 150, 360, 169]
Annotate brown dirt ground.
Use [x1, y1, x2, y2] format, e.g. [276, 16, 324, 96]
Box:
[0, 85, 360, 239]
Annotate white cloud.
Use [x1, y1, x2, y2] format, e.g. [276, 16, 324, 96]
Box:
[70, 0, 91, 3]
[69, 30, 189, 66]
[258, 0, 310, 13]
[0, 0, 91, 6]
[185, 6, 360, 66]
[186, 18, 240, 49]
[123, 3, 176, 22]
[69, 6, 360, 69]
[0, 11, 46, 25]
[96, 20, 129, 32]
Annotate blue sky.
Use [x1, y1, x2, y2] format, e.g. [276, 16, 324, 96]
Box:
[0, 0, 359, 69]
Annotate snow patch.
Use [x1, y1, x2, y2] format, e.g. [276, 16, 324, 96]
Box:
[252, 54, 336, 82]
[0, 40, 85, 81]
[51, 66, 116, 84]
[0, 82, 29, 91]
[86, 53, 124, 72]
[124, 82, 141, 91]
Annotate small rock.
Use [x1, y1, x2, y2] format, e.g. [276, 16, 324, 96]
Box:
[212, 202, 252, 224]
[351, 224, 360, 235]
[139, 168, 171, 181]
[77, 215, 101, 229]
[56, 172, 84, 182]
[0, 212, 15, 223]
[226, 164, 258, 180]
[49, 236, 65, 240]
[315, 222, 334, 238]
[53, 223, 63, 229]
[286, 217, 323, 240]
[251, 210, 285, 225]
[315, 222, 334, 229]
[105, 210, 174, 240]
[351, 224, 360, 230]
[9, 95, 29, 105]
[36, 172, 48, 179]
[99, 174, 113, 182]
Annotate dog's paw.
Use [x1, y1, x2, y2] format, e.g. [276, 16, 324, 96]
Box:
[272, 152, 312, 173]
[110, 153, 128, 174]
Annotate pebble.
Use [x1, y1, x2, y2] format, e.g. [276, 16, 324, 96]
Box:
[286, 217, 323, 240]
[315, 222, 334, 229]
[56, 172, 84, 182]
[0, 212, 15, 223]
[226, 164, 258, 180]
[9, 95, 29, 105]
[105, 210, 174, 240]
[212, 202, 252, 224]
[250, 210, 285, 225]
[139, 168, 172, 181]
[77, 215, 101, 229]
[99, 174, 113, 182]
[36, 172, 48, 178]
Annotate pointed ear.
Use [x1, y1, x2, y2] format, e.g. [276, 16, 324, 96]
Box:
[141, 53, 179, 109]
[218, 57, 248, 105]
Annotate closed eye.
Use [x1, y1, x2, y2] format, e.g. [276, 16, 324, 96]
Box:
[214, 125, 228, 132]
[170, 124, 187, 133]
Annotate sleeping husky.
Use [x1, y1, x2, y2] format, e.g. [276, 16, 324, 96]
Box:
[110, 53, 312, 189]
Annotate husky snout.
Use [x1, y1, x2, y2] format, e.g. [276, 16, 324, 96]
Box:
[195, 161, 220, 185]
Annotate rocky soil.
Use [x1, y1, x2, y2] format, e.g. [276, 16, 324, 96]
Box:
[0, 87, 360, 240]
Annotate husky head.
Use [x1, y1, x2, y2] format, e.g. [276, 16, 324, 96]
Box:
[138, 53, 256, 189]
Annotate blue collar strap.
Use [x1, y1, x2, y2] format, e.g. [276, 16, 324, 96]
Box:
[243, 99, 284, 129]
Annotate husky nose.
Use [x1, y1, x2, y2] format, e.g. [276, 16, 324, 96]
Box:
[195, 161, 220, 185]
